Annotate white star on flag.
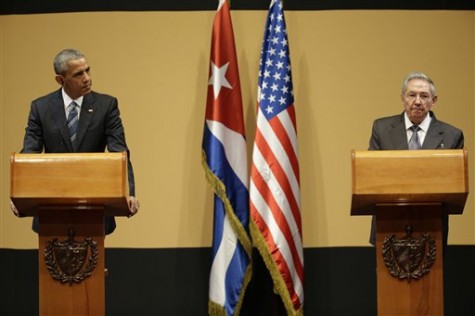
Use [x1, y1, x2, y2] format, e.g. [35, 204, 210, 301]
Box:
[250, 1, 303, 315]
[202, 2, 251, 316]
[208, 61, 232, 99]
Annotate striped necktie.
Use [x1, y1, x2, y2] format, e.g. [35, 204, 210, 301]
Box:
[67, 102, 79, 143]
[408, 125, 421, 150]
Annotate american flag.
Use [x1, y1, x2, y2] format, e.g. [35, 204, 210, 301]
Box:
[202, 0, 252, 315]
[250, 0, 303, 315]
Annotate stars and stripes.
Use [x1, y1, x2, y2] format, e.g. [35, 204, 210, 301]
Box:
[202, 1, 252, 315]
[250, 0, 304, 315]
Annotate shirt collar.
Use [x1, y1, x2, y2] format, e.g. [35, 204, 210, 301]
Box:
[62, 88, 84, 108]
[404, 112, 432, 132]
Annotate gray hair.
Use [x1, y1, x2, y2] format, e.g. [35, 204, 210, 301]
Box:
[53, 49, 85, 75]
[401, 71, 436, 97]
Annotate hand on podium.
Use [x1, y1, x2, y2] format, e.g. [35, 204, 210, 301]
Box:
[10, 200, 23, 217]
[127, 196, 140, 218]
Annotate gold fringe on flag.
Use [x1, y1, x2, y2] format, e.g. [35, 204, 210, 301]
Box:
[202, 150, 253, 316]
[250, 221, 303, 316]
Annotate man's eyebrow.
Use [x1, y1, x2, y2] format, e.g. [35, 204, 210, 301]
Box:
[73, 67, 89, 76]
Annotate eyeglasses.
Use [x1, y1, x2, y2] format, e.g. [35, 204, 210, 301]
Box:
[404, 93, 432, 103]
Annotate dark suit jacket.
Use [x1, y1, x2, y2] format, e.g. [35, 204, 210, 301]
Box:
[21, 89, 135, 235]
[368, 111, 464, 245]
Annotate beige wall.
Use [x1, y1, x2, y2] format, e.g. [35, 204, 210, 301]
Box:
[1, 10, 473, 249]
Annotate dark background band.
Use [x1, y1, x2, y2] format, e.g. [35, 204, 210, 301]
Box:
[1, 0, 474, 15]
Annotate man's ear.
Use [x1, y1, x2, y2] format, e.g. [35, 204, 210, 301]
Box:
[55, 75, 64, 86]
[431, 95, 438, 109]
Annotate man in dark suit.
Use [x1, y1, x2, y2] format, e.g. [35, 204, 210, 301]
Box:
[11, 48, 139, 234]
[368, 71, 464, 246]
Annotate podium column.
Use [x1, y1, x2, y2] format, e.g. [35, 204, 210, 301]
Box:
[10, 152, 130, 316]
[350, 149, 468, 316]
[38, 207, 105, 316]
[375, 204, 444, 316]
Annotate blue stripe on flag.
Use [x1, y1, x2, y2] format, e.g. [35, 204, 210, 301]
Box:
[202, 124, 250, 226]
[202, 122, 251, 315]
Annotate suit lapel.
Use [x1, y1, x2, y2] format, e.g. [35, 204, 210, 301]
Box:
[423, 117, 444, 149]
[75, 93, 96, 151]
[388, 114, 409, 150]
[50, 91, 74, 152]
[389, 111, 443, 149]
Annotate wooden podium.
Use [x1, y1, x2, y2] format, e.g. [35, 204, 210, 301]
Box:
[10, 152, 130, 316]
[351, 149, 468, 316]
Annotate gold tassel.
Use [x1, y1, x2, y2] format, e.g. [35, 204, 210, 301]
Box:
[202, 150, 253, 316]
[251, 221, 303, 316]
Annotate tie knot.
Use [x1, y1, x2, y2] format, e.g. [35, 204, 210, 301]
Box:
[408, 125, 421, 150]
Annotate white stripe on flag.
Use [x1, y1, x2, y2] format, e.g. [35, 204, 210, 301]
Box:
[277, 109, 298, 155]
[207, 119, 248, 188]
[249, 179, 304, 303]
[251, 133, 303, 262]
[254, 108, 300, 207]
[209, 213, 236, 305]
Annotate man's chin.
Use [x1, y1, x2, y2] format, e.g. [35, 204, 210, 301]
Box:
[410, 113, 425, 124]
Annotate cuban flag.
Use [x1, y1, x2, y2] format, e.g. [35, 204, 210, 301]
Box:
[201, 1, 252, 315]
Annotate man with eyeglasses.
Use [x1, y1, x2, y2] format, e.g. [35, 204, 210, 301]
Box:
[368, 71, 464, 247]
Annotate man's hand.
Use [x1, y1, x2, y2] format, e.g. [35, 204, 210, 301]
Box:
[127, 196, 140, 218]
[10, 200, 21, 217]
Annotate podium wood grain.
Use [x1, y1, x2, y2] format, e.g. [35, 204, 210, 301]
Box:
[351, 149, 468, 316]
[39, 209, 105, 316]
[376, 204, 444, 316]
[10, 152, 130, 316]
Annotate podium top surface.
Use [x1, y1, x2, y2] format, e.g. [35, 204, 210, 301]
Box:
[351, 149, 468, 215]
[10, 152, 129, 216]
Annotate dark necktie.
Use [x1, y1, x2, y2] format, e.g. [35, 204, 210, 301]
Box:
[408, 125, 421, 150]
[67, 102, 79, 143]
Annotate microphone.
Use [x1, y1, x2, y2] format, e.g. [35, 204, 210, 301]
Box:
[51, 121, 68, 153]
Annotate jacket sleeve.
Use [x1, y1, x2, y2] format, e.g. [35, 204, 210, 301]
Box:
[104, 98, 136, 196]
[21, 102, 44, 153]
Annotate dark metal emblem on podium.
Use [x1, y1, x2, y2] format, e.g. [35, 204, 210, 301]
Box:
[382, 225, 436, 281]
[44, 228, 98, 285]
